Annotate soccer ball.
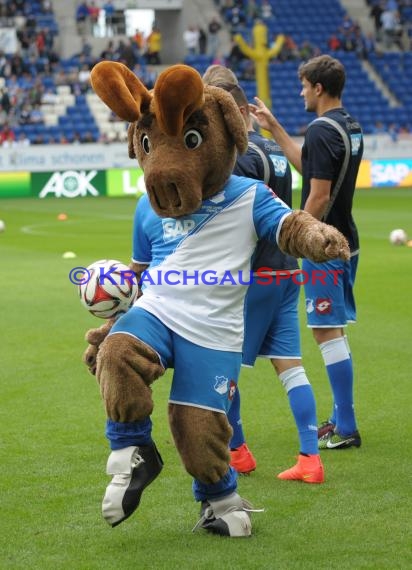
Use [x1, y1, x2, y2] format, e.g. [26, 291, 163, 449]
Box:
[0, 219, 5, 232]
[389, 228, 408, 246]
[79, 259, 138, 319]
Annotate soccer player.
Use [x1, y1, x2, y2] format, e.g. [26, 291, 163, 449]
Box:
[203, 66, 324, 483]
[250, 54, 363, 449]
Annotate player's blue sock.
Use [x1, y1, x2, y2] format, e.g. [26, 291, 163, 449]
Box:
[329, 335, 351, 425]
[228, 387, 245, 450]
[279, 366, 318, 455]
[106, 417, 153, 450]
[320, 337, 357, 436]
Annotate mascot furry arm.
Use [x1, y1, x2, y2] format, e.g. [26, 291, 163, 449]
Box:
[82, 61, 349, 534]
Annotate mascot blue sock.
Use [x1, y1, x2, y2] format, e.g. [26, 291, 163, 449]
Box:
[106, 417, 153, 450]
[192, 466, 238, 502]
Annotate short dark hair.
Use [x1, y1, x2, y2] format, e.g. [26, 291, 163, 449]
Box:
[298, 54, 345, 98]
[212, 81, 249, 109]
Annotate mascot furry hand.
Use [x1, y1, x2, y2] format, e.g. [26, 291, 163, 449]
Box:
[84, 61, 349, 537]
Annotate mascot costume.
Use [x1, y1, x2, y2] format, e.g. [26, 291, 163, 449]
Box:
[83, 61, 349, 538]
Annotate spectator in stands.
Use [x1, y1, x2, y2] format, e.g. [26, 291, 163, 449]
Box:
[381, 6, 402, 48]
[14, 132, 31, 146]
[76, 1, 90, 35]
[131, 29, 145, 62]
[278, 35, 300, 61]
[10, 52, 27, 76]
[103, 1, 115, 36]
[88, 1, 100, 37]
[260, 0, 273, 20]
[299, 40, 318, 61]
[207, 16, 222, 57]
[0, 86, 11, 114]
[198, 27, 207, 55]
[78, 62, 91, 86]
[183, 25, 200, 56]
[18, 103, 32, 125]
[100, 39, 118, 60]
[41, 87, 58, 105]
[354, 29, 376, 59]
[32, 133, 46, 145]
[370, 1, 385, 41]
[81, 130, 96, 143]
[145, 25, 162, 64]
[227, 37, 246, 73]
[227, 4, 245, 33]
[41, 0, 54, 14]
[117, 39, 136, 69]
[327, 33, 342, 52]
[245, 0, 259, 22]
[0, 122, 16, 145]
[28, 103, 44, 124]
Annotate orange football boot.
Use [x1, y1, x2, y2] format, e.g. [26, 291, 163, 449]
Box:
[277, 453, 324, 484]
[230, 443, 257, 474]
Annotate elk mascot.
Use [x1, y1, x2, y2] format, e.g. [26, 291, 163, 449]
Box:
[83, 61, 349, 537]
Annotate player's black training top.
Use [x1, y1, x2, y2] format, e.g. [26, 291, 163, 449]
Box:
[234, 130, 298, 271]
[301, 107, 364, 253]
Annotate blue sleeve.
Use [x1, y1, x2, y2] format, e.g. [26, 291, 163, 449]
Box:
[132, 195, 152, 263]
[252, 182, 292, 244]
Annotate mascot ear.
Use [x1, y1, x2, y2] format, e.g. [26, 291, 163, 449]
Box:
[207, 86, 248, 154]
[127, 123, 136, 159]
[90, 61, 152, 122]
[153, 64, 205, 136]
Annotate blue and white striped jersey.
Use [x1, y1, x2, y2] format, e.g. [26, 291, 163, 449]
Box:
[132, 174, 292, 351]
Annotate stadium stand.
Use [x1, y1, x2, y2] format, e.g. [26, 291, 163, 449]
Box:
[1, 0, 411, 144]
[186, 0, 412, 136]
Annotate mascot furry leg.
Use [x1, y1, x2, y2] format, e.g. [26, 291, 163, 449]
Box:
[94, 317, 253, 537]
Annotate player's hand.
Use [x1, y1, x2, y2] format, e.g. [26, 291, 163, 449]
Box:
[249, 97, 277, 132]
[82, 319, 115, 375]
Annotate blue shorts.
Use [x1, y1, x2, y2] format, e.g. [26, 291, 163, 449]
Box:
[242, 274, 302, 366]
[302, 255, 358, 328]
[110, 307, 241, 414]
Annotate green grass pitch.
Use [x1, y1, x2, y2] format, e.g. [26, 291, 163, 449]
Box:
[0, 188, 411, 569]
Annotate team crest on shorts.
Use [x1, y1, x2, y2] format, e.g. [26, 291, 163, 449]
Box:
[306, 298, 315, 314]
[214, 376, 229, 395]
[315, 298, 332, 314]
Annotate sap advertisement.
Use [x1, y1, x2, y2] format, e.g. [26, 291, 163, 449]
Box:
[355, 159, 412, 188]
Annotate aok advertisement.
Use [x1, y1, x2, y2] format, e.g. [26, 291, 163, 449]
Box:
[32, 170, 106, 198]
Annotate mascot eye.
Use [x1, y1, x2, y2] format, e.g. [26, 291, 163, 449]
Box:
[141, 134, 151, 154]
[184, 129, 203, 149]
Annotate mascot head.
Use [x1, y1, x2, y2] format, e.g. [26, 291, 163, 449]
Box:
[90, 62, 248, 218]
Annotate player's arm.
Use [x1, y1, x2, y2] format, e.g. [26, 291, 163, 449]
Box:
[249, 97, 302, 173]
[303, 178, 332, 220]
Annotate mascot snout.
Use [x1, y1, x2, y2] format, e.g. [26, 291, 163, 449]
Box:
[144, 168, 203, 217]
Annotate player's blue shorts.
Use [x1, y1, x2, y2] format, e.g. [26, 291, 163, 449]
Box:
[242, 274, 302, 366]
[110, 307, 241, 414]
[302, 254, 358, 328]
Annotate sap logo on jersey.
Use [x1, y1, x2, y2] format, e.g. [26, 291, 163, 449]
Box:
[162, 215, 207, 242]
[269, 155, 288, 176]
[350, 133, 362, 155]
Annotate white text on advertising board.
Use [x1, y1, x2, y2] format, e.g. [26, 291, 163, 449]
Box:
[39, 171, 100, 198]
